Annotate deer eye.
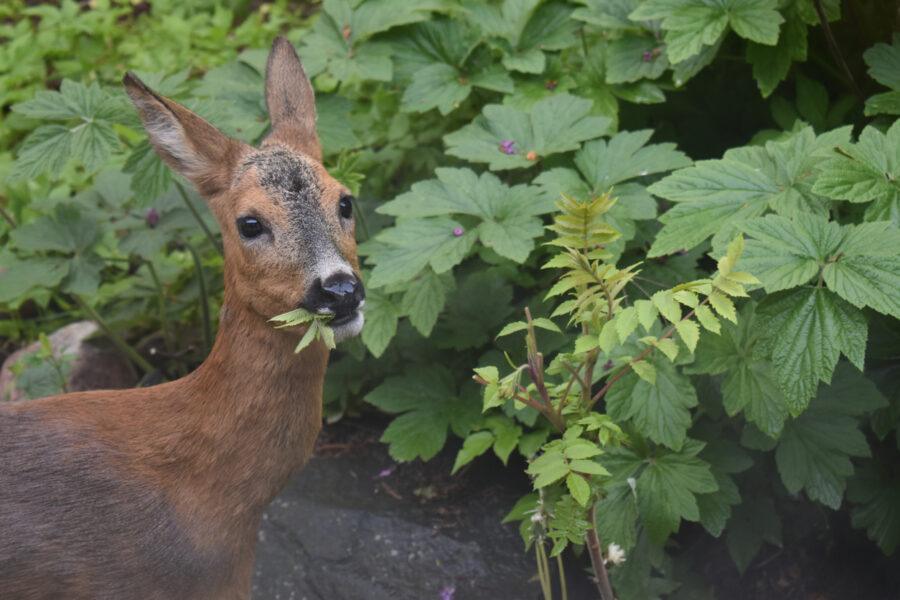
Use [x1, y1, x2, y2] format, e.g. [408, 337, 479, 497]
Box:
[237, 216, 266, 239]
[338, 195, 354, 220]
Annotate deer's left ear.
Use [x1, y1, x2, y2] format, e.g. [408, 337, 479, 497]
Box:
[264, 37, 321, 162]
[123, 72, 246, 199]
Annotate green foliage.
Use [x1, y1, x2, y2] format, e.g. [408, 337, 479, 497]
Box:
[3, 0, 900, 596]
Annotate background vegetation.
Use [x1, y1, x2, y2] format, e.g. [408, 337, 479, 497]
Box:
[1, 1, 899, 598]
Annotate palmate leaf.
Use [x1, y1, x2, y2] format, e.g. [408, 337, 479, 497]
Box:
[725, 494, 782, 573]
[775, 363, 886, 509]
[377, 168, 548, 262]
[605, 35, 670, 84]
[366, 366, 474, 462]
[363, 216, 477, 288]
[649, 126, 851, 256]
[746, 6, 807, 97]
[300, 0, 448, 83]
[696, 439, 751, 537]
[607, 353, 698, 450]
[360, 290, 400, 357]
[812, 121, 900, 223]
[467, 0, 578, 75]
[848, 461, 900, 555]
[11, 80, 122, 180]
[444, 93, 610, 170]
[629, 0, 782, 65]
[603, 440, 718, 544]
[863, 33, 900, 116]
[395, 19, 514, 115]
[686, 301, 790, 437]
[399, 269, 448, 336]
[741, 214, 900, 319]
[757, 287, 867, 412]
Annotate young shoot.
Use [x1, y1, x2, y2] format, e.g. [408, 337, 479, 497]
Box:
[269, 308, 336, 352]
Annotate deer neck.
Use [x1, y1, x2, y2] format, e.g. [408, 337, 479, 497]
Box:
[159, 287, 329, 522]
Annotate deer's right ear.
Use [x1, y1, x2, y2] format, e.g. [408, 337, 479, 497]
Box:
[263, 37, 321, 161]
[123, 72, 245, 198]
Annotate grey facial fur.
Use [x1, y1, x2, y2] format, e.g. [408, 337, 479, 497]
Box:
[239, 146, 350, 281]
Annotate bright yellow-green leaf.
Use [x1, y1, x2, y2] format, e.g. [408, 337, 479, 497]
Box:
[652, 290, 682, 322]
[709, 290, 737, 322]
[695, 304, 722, 333]
[655, 337, 680, 362]
[632, 359, 657, 384]
[675, 319, 700, 353]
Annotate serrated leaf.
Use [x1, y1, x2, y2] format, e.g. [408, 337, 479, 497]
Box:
[822, 221, 900, 319]
[740, 213, 841, 292]
[650, 127, 841, 256]
[708, 291, 736, 323]
[758, 288, 867, 412]
[775, 363, 886, 508]
[726, 495, 782, 573]
[615, 306, 640, 342]
[631, 359, 656, 384]
[674, 319, 700, 353]
[361, 291, 400, 357]
[655, 337, 679, 362]
[607, 355, 698, 449]
[567, 473, 592, 506]
[694, 304, 721, 333]
[811, 121, 900, 217]
[400, 270, 447, 336]
[444, 93, 610, 170]
[633, 440, 718, 543]
[452, 431, 495, 474]
[848, 461, 900, 555]
[690, 302, 790, 437]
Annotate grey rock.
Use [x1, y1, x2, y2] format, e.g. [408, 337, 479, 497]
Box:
[253, 426, 540, 600]
[0, 321, 136, 402]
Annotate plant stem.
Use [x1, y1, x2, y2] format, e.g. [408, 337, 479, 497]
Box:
[145, 260, 175, 354]
[174, 181, 222, 256]
[812, 0, 864, 104]
[536, 541, 553, 600]
[588, 299, 708, 409]
[556, 553, 569, 600]
[73, 295, 154, 374]
[586, 503, 616, 600]
[0, 201, 17, 229]
[185, 241, 213, 355]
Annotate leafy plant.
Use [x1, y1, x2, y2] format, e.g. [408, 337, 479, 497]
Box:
[3, 0, 900, 597]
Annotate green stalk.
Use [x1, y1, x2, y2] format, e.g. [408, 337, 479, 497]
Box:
[174, 181, 222, 256]
[556, 553, 568, 600]
[185, 241, 213, 355]
[145, 260, 175, 353]
[74, 295, 154, 374]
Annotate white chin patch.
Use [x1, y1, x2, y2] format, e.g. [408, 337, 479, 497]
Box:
[331, 311, 364, 342]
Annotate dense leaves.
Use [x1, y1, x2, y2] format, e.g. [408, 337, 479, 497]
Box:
[3, 0, 900, 596]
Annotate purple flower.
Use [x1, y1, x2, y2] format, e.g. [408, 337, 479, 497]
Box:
[452, 227, 464, 237]
[642, 50, 654, 62]
[375, 466, 396, 479]
[439, 586, 456, 600]
[498, 139, 517, 155]
[146, 208, 160, 228]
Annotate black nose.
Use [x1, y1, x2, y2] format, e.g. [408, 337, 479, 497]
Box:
[305, 273, 365, 320]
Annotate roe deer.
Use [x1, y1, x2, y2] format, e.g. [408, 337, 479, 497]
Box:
[0, 37, 365, 600]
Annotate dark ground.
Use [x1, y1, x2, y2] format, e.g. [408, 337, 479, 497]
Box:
[253, 418, 900, 600]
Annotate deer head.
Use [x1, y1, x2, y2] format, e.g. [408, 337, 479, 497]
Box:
[123, 37, 365, 340]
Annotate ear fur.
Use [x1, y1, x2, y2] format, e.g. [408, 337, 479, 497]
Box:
[263, 37, 321, 161]
[123, 72, 245, 198]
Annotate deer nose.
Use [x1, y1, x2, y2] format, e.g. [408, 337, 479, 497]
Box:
[307, 273, 365, 319]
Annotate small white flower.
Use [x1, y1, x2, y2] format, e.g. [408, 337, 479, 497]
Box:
[530, 512, 545, 524]
[605, 543, 626, 566]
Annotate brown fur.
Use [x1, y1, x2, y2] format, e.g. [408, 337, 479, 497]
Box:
[0, 37, 354, 599]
